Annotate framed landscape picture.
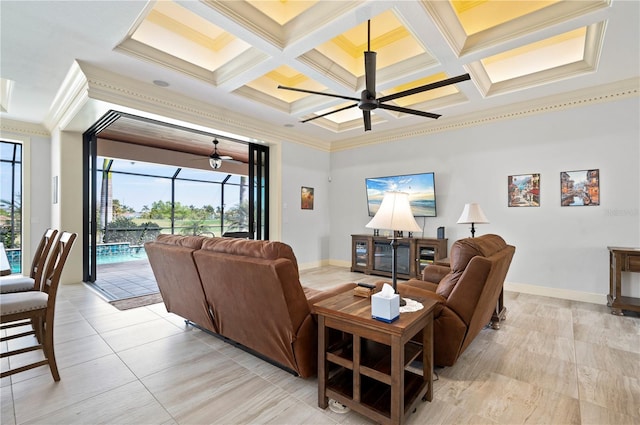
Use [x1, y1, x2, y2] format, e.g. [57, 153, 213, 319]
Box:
[508, 173, 540, 207]
[560, 169, 599, 206]
[301, 186, 314, 210]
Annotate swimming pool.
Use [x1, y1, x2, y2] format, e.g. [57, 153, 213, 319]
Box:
[5, 242, 149, 272]
[95, 243, 148, 265]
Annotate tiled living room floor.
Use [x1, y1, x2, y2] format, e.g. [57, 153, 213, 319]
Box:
[92, 260, 158, 301]
[2, 266, 639, 424]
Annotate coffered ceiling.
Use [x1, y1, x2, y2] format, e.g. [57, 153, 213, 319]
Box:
[0, 0, 638, 153]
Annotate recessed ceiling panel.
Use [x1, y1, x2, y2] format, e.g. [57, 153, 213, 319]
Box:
[130, 1, 251, 71]
[424, 0, 609, 56]
[246, 0, 318, 25]
[311, 10, 427, 88]
[304, 102, 386, 132]
[482, 28, 587, 83]
[470, 22, 605, 97]
[382, 73, 462, 107]
[451, 0, 559, 36]
[244, 65, 326, 103]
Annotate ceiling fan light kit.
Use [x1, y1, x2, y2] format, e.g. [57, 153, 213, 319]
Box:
[278, 20, 471, 132]
[208, 139, 227, 169]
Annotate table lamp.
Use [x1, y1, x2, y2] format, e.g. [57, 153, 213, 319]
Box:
[366, 191, 422, 306]
[457, 203, 489, 237]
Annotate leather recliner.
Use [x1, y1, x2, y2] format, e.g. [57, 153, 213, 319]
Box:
[400, 234, 515, 367]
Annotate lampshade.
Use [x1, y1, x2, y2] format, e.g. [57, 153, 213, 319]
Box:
[209, 156, 222, 169]
[457, 203, 489, 224]
[366, 191, 422, 233]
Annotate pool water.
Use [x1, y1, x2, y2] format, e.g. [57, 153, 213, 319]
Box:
[6, 243, 149, 271]
[96, 251, 148, 265]
[95, 243, 149, 265]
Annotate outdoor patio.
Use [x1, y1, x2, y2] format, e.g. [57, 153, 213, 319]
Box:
[92, 259, 158, 301]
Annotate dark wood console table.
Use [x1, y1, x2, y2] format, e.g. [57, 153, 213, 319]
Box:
[351, 234, 447, 280]
[607, 246, 640, 315]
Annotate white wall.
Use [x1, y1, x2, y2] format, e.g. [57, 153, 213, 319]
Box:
[329, 97, 640, 301]
[280, 141, 332, 267]
[8, 95, 639, 303]
[50, 129, 84, 283]
[28, 135, 52, 259]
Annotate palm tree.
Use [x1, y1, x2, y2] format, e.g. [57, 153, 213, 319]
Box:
[99, 159, 113, 242]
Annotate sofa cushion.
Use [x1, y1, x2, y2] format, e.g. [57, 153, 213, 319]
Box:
[200, 237, 299, 275]
[156, 234, 205, 249]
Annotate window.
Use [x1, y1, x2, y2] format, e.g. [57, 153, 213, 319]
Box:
[0, 141, 22, 272]
[95, 157, 249, 242]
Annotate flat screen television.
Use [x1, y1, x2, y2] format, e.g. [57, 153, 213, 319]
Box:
[365, 172, 437, 217]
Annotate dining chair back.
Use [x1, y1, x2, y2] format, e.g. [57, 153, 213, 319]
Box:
[0, 231, 77, 381]
[0, 228, 58, 293]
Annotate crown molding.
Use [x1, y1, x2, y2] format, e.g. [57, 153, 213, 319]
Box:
[44, 61, 90, 132]
[38, 61, 638, 156]
[330, 76, 639, 152]
[0, 117, 49, 137]
[71, 62, 330, 151]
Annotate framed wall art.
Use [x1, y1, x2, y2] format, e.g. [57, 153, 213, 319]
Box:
[301, 186, 314, 210]
[508, 173, 540, 207]
[560, 169, 599, 206]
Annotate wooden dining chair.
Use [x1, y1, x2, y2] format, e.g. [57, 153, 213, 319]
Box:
[0, 228, 58, 294]
[0, 231, 77, 381]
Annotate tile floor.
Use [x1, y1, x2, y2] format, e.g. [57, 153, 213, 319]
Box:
[92, 260, 158, 300]
[1, 266, 639, 424]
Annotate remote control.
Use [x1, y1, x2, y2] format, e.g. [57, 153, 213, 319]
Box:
[357, 282, 375, 289]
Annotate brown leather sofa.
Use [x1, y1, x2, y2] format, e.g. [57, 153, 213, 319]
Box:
[145, 234, 355, 378]
[401, 234, 515, 367]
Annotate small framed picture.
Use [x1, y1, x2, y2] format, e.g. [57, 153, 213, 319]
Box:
[560, 169, 599, 206]
[301, 186, 314, 210]
[508, 173, 540, 207]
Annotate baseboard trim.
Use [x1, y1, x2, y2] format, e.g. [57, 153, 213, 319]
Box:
[306, 263, 608, 305]
[298, 259, 331, 270]
[328, 259, 351, 269]
[504, 281, 606, 305]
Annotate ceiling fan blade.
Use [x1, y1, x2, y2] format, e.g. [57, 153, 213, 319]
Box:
[363, 110, 372, 131]
[301, 103, 358, 123]
[378, 103, 441, 119]
[378, 73, 471, 103]
[364, 51, 376, 96]
[278, 85, 359, 102]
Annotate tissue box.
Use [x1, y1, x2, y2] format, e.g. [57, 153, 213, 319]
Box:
[371, 292, 400, 323]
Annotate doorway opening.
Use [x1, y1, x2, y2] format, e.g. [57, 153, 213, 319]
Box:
[82, 111, 269, 300]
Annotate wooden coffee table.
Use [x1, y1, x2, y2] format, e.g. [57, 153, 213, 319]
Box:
[314, 289, 437, 425]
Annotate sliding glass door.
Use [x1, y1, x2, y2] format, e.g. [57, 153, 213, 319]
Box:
[83, 111, 269, 283]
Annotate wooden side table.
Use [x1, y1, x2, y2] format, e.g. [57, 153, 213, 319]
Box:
[314, 289, 437, 425]
[607, 246, 640, 315]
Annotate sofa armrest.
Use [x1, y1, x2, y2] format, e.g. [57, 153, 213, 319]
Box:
[305, 282, 357, 313]
[404, 278, 438, 293]
[421, 264, 451, 283]
[397, 283, 447, 318]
